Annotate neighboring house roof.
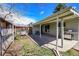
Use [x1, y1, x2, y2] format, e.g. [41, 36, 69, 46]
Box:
[33, 7, 79, 25]
[14, 26, 27, 28]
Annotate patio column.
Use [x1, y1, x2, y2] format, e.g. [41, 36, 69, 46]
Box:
[78, 21, 79, 41]
[40, 24, 41, 38]
[32, 25, 34, 35]
[56, 17, 59, 50]
[12, 24, 14, 43]
[61, 20, 64, 48]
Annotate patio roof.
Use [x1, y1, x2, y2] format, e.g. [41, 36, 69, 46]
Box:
[33, 7, 79, 25]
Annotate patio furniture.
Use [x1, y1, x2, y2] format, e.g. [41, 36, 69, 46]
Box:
[64, 30, 73, 40]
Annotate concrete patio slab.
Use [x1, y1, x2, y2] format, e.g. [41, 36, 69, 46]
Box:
[42, 39, 78, 52]
[30, 34, 78, 52]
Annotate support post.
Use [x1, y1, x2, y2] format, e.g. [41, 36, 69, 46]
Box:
[78, 20, 79, 41]
[40, 24, 41, 38]
[12, 24, 14, 43]
[32, 25, 35, 35]
[56, 18, 59, 50]
[61, 20, 64, 48]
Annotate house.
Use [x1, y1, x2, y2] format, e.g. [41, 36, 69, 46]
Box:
[32, 7, 79, 51]
[27, 23, 33, 35]
[14, 26, 29, 35]
[14, 22, 33, 35]
[15, 26, 32, 35]
[14, 26, 27, 32]
[0, 17, 14, 55]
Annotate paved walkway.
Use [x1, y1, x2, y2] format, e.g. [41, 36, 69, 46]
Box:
[30, 34, 78, 52]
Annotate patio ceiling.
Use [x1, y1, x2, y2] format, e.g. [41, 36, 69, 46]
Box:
[33, 7, 79, 26]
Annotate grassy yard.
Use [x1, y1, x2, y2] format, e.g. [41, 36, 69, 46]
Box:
[15, 35, 55, 56]
[60, 49, 79, 56]
[15, 35, 79, 56]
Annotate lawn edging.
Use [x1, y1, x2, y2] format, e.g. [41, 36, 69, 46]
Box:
[26, 34, 39, 45]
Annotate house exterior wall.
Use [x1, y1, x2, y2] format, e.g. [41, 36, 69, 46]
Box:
[48, 22, 56, 36]
[32, 25, 40, 35]
[65, 18, 78, 32]
[33, 18, 79, 41]
[65, 18, 79, 41]
[33, 22, 56, 36]
[42, 22, 56, 36]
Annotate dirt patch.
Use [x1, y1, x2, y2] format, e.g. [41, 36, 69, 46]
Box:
[4, 37, 24, 56]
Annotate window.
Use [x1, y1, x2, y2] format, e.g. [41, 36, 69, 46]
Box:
[64, 22, 66, 27]
[45, 25, 50, 32]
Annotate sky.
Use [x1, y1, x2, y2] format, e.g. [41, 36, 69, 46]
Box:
[13, 3, 57, 22]
[1, 3, 79, 26]
[13, 3, 79, 22]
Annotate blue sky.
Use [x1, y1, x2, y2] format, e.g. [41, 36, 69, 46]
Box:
[11, 3, 79, 22]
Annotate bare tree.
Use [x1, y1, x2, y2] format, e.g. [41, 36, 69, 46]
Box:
[0, 4, 21, 22]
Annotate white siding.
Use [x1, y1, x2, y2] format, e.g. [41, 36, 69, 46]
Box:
[32, 25, 40, 35]
[65, 18, 79, 41]
[65, 18, 78, 32]
[49, 22, 56, 36]
[42, 22, 56, 36]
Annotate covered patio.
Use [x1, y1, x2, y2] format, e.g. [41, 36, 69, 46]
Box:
[32, 7, 79, 52]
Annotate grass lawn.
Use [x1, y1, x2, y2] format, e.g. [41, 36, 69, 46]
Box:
[15, 35, 55, 56]
[60, 49, 79, 56]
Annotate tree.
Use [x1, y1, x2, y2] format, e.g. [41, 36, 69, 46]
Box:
[53, 3, 67, 13]
[0, 4, 20, 23]
[0, 4, 13, 18]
